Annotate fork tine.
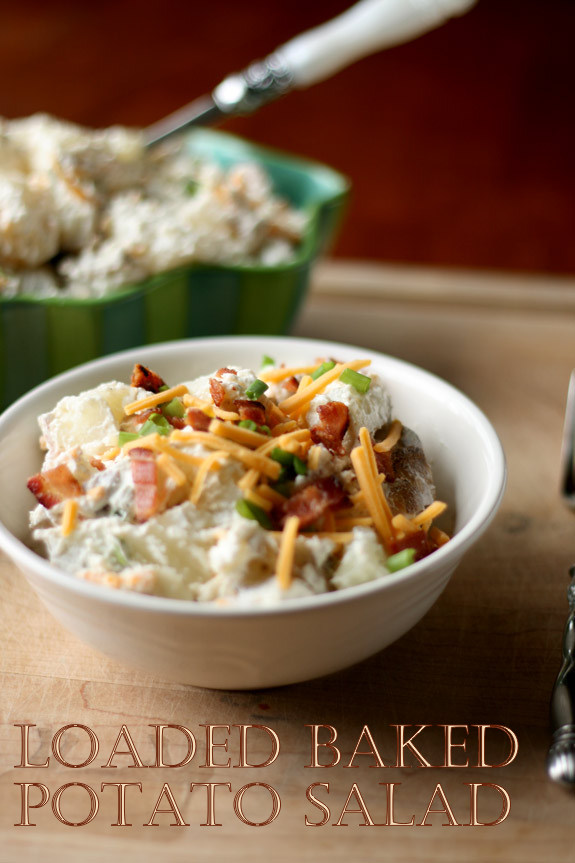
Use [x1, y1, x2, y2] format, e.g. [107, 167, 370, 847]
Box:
[561, 370, 575, 509]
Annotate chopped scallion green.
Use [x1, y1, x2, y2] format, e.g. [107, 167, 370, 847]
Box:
[244, 379, 269, 400]
[270, 447, 294, 467]
[261, 355, 275, 368]
[118, 431, 140, 446]
[158, 384, 170, 392]
[162, 398, 185, 418]
[386, 548, 416, 572]
[311, 360, 336, 380]
[238, 419, 258, 432]
[293, 455, 308, 476]
[339, 368, 371, 393]
[259, 425, 271, 436]
[185, 179, 199, 195]
[140, 412, 172, 437]
[235, 498, 272, 529]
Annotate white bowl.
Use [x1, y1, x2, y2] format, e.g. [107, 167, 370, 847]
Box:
[0, 336, 506, 689]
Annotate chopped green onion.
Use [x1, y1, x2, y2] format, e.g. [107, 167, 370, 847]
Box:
[185, 179, 199, 195]
[386, 548, 416, 573]
[293, 455, 308, 476]
[311, 360, 336, 381]
[140, 412, 172, 437]
[118, 431, 140, 446]
[238, 419, 258, 432]
[261, 355, 275, 368]
[339, 368, 371, 394]
[259, 425, 271, 436]
[111, 541, 128, 568]
[235, 498, 272, 529]
[270, 447, 294, 467]
[244, 379, 269, 400]
[158, 384, 170, 392]
[162, 397, 185, 418]
[276, 466, 290, 483]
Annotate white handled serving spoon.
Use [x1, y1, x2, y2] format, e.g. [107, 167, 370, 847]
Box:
[145, 0, 477, 145]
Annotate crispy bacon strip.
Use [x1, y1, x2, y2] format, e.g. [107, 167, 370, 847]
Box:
[310, 402, 350, 456]
[27, 465, 82, 509]
[187, 408, 211, 432]
[130, 448, 159, 522]
[235, 399, 266, 426]
[209, 378, 227, 407]
[130, 363, 166, 393]
[280, 477, 346, 528]
[283, 376, 299, 394]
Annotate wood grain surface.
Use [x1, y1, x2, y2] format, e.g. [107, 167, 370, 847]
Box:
[2, 261, 575, 861]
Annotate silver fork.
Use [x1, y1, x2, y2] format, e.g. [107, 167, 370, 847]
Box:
[547, 371, 575, 786]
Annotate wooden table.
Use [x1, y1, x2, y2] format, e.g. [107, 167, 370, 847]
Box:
[2, 261, 575, 861]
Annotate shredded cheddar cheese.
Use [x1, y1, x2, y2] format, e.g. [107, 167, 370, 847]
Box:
[429, 526, 450, 547]
[124, 384, 189, 416]
[244, 488, 273, 512]
[157, 453, 187, 487]
[307, 445, 322, 471]
[238, 468, 260, 491]
[213, 407, 240, 421]
[278, 360, 372, 416]
[260, 364, 318, 383]
[190, 451, 228, 505]
[101, 447, 120, 461]
[411, 500, 447, 528]
[172, 430, 281, 479]
[256, 484, 287, 507]
[351, 429, 395, 552]
[209, 419, 269, 448]
[61, 499, 79, 537]
[276, 516, 300, 590]
[271, 420, 299, 437]
[391, 514, 418, 534]
[374, 420, 403, 453]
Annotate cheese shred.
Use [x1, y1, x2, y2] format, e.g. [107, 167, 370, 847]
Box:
[124, 384, 189, 416]
[276, 516, 300, 590]
[61, 498, 79, 537]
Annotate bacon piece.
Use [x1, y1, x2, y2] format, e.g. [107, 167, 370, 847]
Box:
[130, 363, 166, 393]
[130, 448, 159, 522]
[283, 376, 299, 394]
[235, 399, 266, 427]
[27, 465, 82, 509]
[310, 402, 350, 456]
[209, 378, 227, 407]
[187, 408, 211, 432]
[90, 458, 105, 472]
[280, 477, 346, 528]
[216, 367, 237, 377]
[166, 415, 186, 430]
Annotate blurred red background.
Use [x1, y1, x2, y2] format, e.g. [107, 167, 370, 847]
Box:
[2, 0, 573, 274]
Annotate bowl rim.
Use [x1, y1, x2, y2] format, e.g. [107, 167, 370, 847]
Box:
[0, 128, 351, 308]
[0, 335, 507, 618]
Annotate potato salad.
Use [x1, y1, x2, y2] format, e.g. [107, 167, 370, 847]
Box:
[0, 114, 306, 299]
[27, 357, 450, 604]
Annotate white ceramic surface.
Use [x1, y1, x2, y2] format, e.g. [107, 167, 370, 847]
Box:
[0, 336, 506, 689]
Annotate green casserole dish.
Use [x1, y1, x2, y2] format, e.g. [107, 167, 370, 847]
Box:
[2, 129, 349, 408]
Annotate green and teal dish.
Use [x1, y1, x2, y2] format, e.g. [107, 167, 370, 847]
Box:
[1, 129, 349, 408]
